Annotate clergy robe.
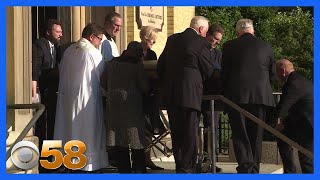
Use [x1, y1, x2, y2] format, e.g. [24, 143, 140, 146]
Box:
[54, 38, 108, 171]
[99, 34, 120, 62]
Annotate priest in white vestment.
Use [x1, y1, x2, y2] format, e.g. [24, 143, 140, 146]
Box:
[99, 12, 122, 61]
[54, 23, 108, 171]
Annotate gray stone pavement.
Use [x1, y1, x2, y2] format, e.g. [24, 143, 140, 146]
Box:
[149, 155, 283, 174]
[150, 161, 283, 174]
[90, 162, 283, 174]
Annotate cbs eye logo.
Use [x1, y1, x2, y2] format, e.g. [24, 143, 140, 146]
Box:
[11, 140, 87, 170]
[11, 141, 40, 170]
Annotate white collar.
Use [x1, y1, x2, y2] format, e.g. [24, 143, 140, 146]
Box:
[48, 40, 54, 48]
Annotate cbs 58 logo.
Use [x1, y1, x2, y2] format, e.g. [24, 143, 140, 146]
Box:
[11, 140, 87, 170]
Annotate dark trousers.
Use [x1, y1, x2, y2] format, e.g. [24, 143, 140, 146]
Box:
[277, 130, 313, 173]
[201, 100, 222, 158]
[143, 91, 164, 133]
[277, 129, 297, 173]
[297, 140, 313, 173]
[35, 89, 57, 173]
[201, 108, 220, 153]
[227, 104, 266, 173]
[167, 106, 200, 173]
[201, 108, 220, 128]
[35, 89, 57, 148]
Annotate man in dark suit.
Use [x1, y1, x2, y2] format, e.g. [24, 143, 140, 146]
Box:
[32, 19, 62, 170]
[273, 59, 313, 173]
[221, 19, 276, 173]
[157, 16, 214, 173]
[201, 23, 224, 173]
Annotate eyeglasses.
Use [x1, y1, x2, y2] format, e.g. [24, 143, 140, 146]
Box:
[93, 34, 103, 41]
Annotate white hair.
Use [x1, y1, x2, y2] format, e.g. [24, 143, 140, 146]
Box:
[236, 19, 254, 34]
[190, 16, 209, 29]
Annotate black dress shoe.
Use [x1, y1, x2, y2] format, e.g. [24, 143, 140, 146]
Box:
[146, 164, 164, 170]
[216, 166, 223, 173]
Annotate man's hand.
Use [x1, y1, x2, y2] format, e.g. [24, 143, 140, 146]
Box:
[32, 81, 39, 103]
[32, 93, 40, 103]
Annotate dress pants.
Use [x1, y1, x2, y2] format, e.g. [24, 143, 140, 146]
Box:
[277, 129, 297, 173]
[227, 104, 266, 173]
[35, 88, 57, 173]
[35, 89, 57, 140]
[297, 140, 313, 173]
[167, 106, 200, 173]
[278, 129, 313, 173]
[201, 110, 221, 153]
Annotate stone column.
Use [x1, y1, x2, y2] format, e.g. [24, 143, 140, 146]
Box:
[71, 6, 81, 42]
[115, 6, 126, 53]
[6, 6, 33, 134]
[58, 7, 90, 44]
[58, 7, 71, 44]
[80, 6, 86, 30]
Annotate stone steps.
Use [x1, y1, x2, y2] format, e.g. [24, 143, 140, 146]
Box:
[149, 137, 285, 174]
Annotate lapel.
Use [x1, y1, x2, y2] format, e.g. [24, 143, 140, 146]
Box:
[40, 37, 56, 67]
[40, 37, 51, 53]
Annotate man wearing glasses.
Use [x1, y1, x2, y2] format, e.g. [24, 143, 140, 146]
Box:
[54, 23, 108, 172]
[100, 12, 123, 61]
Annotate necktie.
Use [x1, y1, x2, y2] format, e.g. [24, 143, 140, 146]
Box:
[51, 46, 56, 68]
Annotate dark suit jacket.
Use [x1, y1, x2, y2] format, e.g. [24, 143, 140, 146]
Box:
[203, 48, 222, 95]
[274, 71, 313, 139]
[222, 33, 276, 107]
[157, 28, 214, 111]
[32, 37, 61, 93]
[211, 48, 222, 69]
[202, 48, 223, 111]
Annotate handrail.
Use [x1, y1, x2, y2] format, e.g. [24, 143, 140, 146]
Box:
[6, 103, 45, 161]
[203, 95, 313, 159]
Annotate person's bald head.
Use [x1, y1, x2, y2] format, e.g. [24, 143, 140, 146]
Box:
[276, 59, 295, 82]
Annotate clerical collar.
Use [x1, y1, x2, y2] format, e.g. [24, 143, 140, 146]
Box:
[105, 33, 112, 40]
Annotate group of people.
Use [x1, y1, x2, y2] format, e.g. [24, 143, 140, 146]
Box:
[157, 17, 313, 174]
[31, 12, 313, 174]
[32, 12, 164, 173]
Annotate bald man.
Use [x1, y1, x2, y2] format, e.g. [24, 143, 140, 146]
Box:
[274, 59, 313, 173]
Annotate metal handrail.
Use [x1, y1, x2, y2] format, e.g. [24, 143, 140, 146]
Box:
[6, 103, 45, 161]
[203, 95, 313, 159]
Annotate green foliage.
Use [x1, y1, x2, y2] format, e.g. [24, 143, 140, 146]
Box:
[196, 7, 314, 90]
[196, 7, 242, 47]
[261, 7, 314, 82]
[219, 112, 231, 151]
